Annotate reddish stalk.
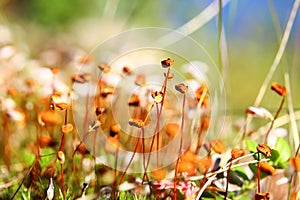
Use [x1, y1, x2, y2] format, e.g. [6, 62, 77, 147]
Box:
[82, 94, 90, 140]
[147, 64, 171, 170]
[145, 104, 160, 173]
[200, 168, 208, 189]
[156, 104, 160, 167]
[264, 97, 285, 143]
[55, 103, 69, 200]
[153, 67, 171, 166]
[224, 160, 232, 200]
[140, 105, 154, 183]
[123, 60, 172, 186]
[161, 67, 171, 100]
[119, 131, 141, 184]
[141, 127, 149, 183]
[143, 66, 171, 178]
[125, 105, 153, 184]
[174, 92, 186, 200]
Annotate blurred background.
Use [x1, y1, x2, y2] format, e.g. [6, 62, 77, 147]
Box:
[0, 0, 299, 113]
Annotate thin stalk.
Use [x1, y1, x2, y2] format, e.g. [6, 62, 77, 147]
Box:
[218, 0, 223, 69]
[241, 112, 248, 148]
[57, 107, 69, 200]
[156, 103, 160, 167]
[224, 160, 232, 200]
[141, 127, 149, 183]
[119, 131, 141, 184]
[144, 68, 171, 173]
[196, 173, 217, 199]
[195, 113, 208, 154]
[195, 122, 203, 154]
[174, 93, 186, 200]
[92, 130, 96, 156]
[284, 73, 299, 155]
[64, 107, 68, 125]
[142, 127, 145, 170]
[236, 0, 300, 144]
[82, 93, 90, 140]
[161, 68, 171, 101]
[257, 153, 261, 193]
[264, 97, 285, 143]
[144, 104, 159, 180]
[59, 133, 66, 152]
[256, 111, 300, 137]
[141, 104, 156, 182]
[191, 87, 208, 149]
[61, 163, 66, 200]
[200, 167, 208, 190]
[267, 0, 282, 40]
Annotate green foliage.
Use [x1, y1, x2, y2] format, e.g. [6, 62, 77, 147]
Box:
[58, 188, 72, 200]
[40, 148, 56, 169]
[4, 0, 105, 30]
[245, 138, 258, 159]
[245, 138, 258, 153]
[232, 166, 249, 181]
[268, 149, 280, 163]
[274, 137, 291, 165]
[245, 137, 291, 168]
[23, 150, 35, 166]
[118, 191, 136, 200]
[21, 189, 31, 200]
[202, 194, 224, 200]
